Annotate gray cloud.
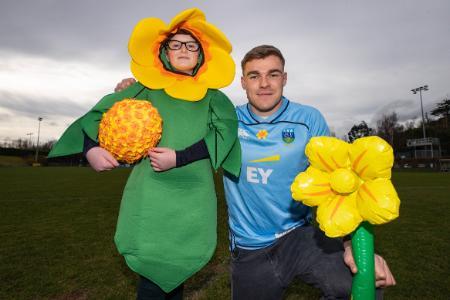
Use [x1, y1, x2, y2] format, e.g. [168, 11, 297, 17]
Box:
[1, 1, 235, 65]
[4, 1, 447, 65]
[370, 99, 441, 125]
[0, 90, 88, 120]
[371, 99, 417, 122]
[0, 112, 13, 121]
[1, 0, 449, 139]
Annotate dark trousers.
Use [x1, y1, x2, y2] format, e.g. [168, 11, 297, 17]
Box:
[137, 276, 183, 300]
[231, 225, 365, 300]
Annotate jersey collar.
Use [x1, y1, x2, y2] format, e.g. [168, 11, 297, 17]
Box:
[246, 96, 290, 124]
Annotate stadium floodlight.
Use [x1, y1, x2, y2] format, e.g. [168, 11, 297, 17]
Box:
[411, 85, 429, 139]
[35, 117, 43, 163]
[26, 132, 33, 148]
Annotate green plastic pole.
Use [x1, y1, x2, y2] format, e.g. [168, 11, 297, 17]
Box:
[351, 221, 375, 300]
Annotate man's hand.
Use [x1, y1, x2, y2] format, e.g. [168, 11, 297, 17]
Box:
[148, 147, 176, 172]
[343, 240, 396, 288]
[86, 147, 119, 172]
[114, 78, 136, 92]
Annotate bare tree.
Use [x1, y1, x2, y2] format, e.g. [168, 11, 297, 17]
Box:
[12, 138, 28, 149]
[41, 140, 56, 152]
[430, 97, 450, 128]
[376, 112, 400, 147]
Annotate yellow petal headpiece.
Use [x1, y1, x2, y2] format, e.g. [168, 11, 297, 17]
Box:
[128, 8, 235, 101]
[291, 136, 400, 237]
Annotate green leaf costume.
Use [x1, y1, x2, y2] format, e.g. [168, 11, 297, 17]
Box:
[49, 8, 241, 292]
[49, 82, 240, 291]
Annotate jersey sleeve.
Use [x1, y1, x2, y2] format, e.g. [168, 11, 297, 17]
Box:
[48, 82, 147, 158]
[203, 90, 241, 177]
[310, 108, 330, 137]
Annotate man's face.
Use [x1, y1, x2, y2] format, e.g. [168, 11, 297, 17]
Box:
[166, 33, 200, 75]
[241, 55, 287, 116]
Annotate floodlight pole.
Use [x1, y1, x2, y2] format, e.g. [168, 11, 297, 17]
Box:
[411, 85, 428, 139]
[26, 132, 33, 148]
[35, 117, 43, 163]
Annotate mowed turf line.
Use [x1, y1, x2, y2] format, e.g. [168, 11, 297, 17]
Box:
[1, 168, 449, 299]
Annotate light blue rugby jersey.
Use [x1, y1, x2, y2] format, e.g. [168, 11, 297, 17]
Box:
[223, 96, 329, 250]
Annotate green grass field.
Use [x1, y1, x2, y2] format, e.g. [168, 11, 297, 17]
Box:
[0, 155, 28, 167]
[1, 167, 449, 299]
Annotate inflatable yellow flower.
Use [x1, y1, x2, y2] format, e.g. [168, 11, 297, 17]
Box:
[128, 8, 235, 101]
[291, 136, 400, 237]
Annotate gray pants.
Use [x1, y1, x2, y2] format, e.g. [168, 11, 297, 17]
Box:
[231, 225, 357, 300]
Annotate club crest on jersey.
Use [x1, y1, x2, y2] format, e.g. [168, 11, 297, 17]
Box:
[256, 129, 268, 140]
[282, 128, 295, 143]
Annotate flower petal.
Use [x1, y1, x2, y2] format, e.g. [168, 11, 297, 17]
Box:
[168, 8, 206, 29]
[181, 20, 234, 88]
[188, 19, 232, 53]
[291, 166, 333, 207]
[306, 137, 350, 173]
[164, 78, 210, 101]
[129, 18, 168, 66]
[349, 136, 393, 180]
[198, 47, 235, 88]
[357, 178, 400, 224]
[317, 193, 362, 237]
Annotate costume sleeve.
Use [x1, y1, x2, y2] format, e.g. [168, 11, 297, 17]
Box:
[204, 90, 241, 177]
[48, 82, 147, 158]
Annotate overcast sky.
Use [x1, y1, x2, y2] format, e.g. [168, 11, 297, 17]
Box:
[1, 0, 449, 144]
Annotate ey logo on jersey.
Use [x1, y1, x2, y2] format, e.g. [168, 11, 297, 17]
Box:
[246, 155, 280, 185]
[247, 167, 272, 184]
[282, 128, 295, 144]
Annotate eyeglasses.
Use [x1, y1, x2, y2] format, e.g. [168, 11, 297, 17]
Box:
[166, 40, 200, 52]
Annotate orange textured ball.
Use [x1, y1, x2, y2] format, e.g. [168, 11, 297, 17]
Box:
[98, 99, 163, 164]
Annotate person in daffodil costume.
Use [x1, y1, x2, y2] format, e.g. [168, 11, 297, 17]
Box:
[48, 8, 240, 299]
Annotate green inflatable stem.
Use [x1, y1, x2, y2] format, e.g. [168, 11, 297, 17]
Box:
[351, 221, 375, 300]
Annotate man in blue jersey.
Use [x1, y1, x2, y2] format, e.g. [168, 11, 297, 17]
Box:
[223, 45, 394, 300]
[114, 45, 395, 299]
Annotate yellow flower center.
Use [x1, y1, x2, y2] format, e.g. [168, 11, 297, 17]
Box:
[330, 168, 360, 194]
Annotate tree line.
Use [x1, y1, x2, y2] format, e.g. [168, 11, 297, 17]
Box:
[0, 138, 55, 153]
[2, 98, 449, 160]
[347, 98, 450, 158]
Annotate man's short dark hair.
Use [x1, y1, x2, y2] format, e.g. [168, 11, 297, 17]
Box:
[241, 45, 285, 71]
